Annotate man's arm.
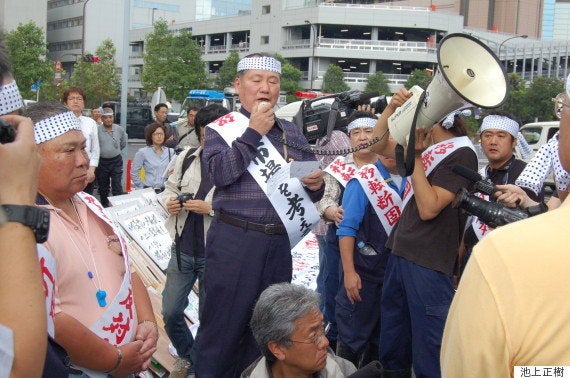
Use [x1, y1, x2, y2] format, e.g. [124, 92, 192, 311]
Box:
[441, 241, 510, 378]
[371, 88, 411, 157]
[132, 272, 158, 370]
[54, 312, 151, 376]
[119, 126, 127, 150]
[0, 115, 47, 378]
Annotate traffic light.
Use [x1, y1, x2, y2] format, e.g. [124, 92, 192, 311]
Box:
[82, 54, 99, 63]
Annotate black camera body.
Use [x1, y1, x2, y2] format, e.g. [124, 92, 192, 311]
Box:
[293, 90, 388, 143]
[0, 118, 16, 143]
[176, 192, 194, 203]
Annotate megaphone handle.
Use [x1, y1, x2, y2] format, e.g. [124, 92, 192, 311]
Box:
[395, 91, 426, 177]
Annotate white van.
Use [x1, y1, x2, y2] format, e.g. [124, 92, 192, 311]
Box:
[519, 121, 560, 190]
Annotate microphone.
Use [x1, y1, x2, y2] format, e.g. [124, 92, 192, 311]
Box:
[452, 164, 498, 196]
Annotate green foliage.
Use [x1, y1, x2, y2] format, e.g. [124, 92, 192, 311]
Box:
[142, 21, 209, 100]
[274, 54, 303, 100]
[165, 29, 209, 100]
[365, 71, 391, 95]
[69, 39, 120, 108]
[500, 74, 564, 124]
[4, 22, 53, 100]
[405, 69, 432, 90]
[322, 65, 349, 93]
[214, 51, 240, 90]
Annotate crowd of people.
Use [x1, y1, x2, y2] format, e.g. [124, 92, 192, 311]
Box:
[1, 26, 570, 378]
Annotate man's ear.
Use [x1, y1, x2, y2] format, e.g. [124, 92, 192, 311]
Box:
[267, 341, 287, 361]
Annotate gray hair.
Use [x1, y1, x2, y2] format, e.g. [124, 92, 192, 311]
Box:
[24, 101, 71, 124]
[250, 283, 320, 364]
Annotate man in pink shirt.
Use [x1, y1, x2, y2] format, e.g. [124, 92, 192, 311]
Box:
[28, 101, 158, 377]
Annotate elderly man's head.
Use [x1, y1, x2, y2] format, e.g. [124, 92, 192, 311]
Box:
[250, 283, 329, 374]
[25, 102, 87, 203]
[234, 53, 281, 113]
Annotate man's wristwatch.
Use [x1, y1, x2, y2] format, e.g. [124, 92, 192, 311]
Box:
[0, 205, 50, 243]
[209, 209, 215, 217]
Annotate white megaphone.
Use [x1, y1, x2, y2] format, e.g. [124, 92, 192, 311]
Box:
[388, 33, 508, 146]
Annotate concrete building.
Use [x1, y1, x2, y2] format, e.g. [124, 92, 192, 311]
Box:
[0, 0, 46, 34]
[126, 0, 570, 100]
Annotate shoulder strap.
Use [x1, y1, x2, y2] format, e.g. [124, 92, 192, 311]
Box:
[178, 147, 199, 189]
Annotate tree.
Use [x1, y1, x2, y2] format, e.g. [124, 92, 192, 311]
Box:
[405, 68, 432, 90]
[4, 22, 53, 100]
[521, 76, 564, 123]
[365, 71, 391, 95]
[165, 29, 209, 100]
[69, 39, 120, 108]
[500, 73, 527, 123]
[322, 65, 349, 93]
[214, 51, 240, 90]
[142, 20, 174, 94]
[275, 54, 303, 103]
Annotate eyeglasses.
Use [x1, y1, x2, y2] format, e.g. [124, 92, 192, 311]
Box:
[289, 322, 330, 345]
[552, 93, 570, 119]
[67, 96, 84, 102]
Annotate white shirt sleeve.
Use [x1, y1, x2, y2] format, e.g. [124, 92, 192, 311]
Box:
[0, 324, 14, 378]
[79, 116, 100, 167]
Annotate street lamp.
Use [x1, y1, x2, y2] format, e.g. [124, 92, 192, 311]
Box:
[304, 20, 317, 90]
[498, 34, 528, 68]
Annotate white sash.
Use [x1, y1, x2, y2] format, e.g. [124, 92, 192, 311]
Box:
[355, 164, 410, 235]
[403, 136, 475, 211]
[38, 244, 56, 338]
[471, 166, 492, 240]
[75, 193, 135, 378]
[208, 112, 320, 247]
[324, 155, 358, 188]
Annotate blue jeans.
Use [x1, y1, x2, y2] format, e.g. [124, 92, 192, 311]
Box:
[162, 252, 205, 363]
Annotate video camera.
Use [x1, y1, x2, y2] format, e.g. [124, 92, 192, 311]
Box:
[451, 165, 547, 228]
[293, 90, 388, 143]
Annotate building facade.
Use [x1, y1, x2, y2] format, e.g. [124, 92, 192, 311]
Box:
[126, 0, 570, 99]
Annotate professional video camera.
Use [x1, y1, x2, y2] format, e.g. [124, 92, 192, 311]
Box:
[451, 165, 547, 228]
[293, 90, 388, 143]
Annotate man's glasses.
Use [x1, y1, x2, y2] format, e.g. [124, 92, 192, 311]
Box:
[289, 322, 330, 345]
[552, 93, 570, 120]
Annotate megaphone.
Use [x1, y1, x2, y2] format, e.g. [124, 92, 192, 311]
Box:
[388, 33, 508, 146]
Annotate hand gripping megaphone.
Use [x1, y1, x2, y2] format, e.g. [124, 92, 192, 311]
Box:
[388, 33, 509, 147]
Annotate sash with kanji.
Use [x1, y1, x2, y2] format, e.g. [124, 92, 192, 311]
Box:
[208, 112, 320, 247]
[471, 166, 492, 240]
[38, 244, 57, 338]
[403, 136, 475, 211]
[355, 164, 411, 235]
[75, 193, 136, 378]
[324, 155, 358, 188]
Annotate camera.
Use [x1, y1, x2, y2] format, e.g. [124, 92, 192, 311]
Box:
[452, 188, 548, 228]
[176, 192, 194, 203]
[293, 90, 388, 143]
[0, 118, 16, 143]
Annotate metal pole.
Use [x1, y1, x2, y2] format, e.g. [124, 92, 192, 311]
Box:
[304, 20, 315, 90]
[81, 0, 91, 57]
[120, 0, 131, 131]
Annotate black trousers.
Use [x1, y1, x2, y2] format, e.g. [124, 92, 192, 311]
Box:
[95, 155, 123, 207]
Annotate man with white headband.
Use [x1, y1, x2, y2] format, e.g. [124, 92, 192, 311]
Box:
[441, 73, 570, 377]
[370, 89, 478, 378]
[196, 53, 324, 377]
[332, 111, 410, 368]
[28, 102, 158, 377]
[459, 111, 542, 273]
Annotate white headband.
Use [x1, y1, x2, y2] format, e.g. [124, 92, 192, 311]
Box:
[347, 117, 377, 133]
[0, 80, 24, 115]
[441, 109, 471, 129]
[237, 56, 281, 74]
[34, 111, 81, 144]
[480, 115, 519, 138]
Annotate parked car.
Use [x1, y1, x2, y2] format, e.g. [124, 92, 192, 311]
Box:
[101, 101, 153, 139]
